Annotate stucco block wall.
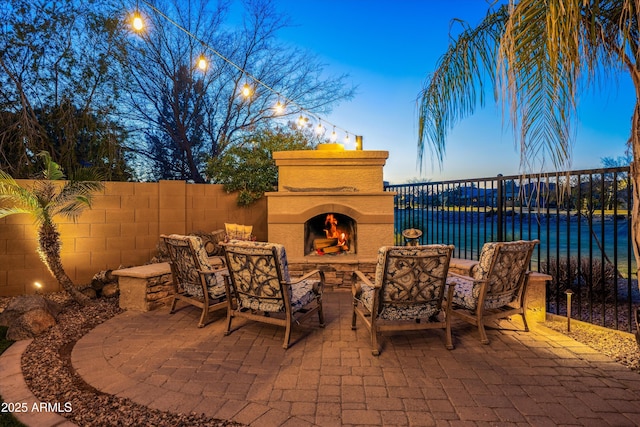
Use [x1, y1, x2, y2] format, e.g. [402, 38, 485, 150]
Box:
[0, 180, 267, 296]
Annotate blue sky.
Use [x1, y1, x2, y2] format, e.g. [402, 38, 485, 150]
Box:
[272, 0, 636, 184]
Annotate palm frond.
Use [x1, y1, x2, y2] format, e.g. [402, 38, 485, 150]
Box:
[51, 180, 105, 221]
[498, 0, 576, 171]
[417, 5, 509, 170]
[36, 151, 66, 181]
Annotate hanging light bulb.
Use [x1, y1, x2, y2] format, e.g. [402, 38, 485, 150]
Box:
[132, 11, 144, 31]
[196, 54, 208, 71]
[330, 127, 337, 142]
[241, 82, 253, 98]
[315, 121, 324, 135]
[297, 115, 307, 128]
[274, 100, 285, 115]
[344, 132, 350, 144]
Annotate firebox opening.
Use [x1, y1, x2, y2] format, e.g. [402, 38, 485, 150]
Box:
[304, 213, 357, 256]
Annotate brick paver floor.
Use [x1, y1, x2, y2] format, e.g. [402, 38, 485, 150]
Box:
[4, 291, 640, 426]
[70, 291, 640, 426]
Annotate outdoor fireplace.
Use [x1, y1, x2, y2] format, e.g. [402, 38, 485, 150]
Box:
[266, 147, 394, 263]
[305, 213, 357, 256]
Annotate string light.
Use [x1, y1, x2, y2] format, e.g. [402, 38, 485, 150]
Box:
[330, 127, 337, 142]
[132, 0, 359, 144]
[274, 100, 285, 115]
[196, 54, 208, 71]
[132, 10, 144, 31]
[241, 82, 253, 98]
[315, 121, 324, 135]
[344, 133, 350, 144]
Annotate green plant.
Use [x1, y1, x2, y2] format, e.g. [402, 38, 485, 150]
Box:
[207, 128, 314, 206]
[0, 151, 104, 304]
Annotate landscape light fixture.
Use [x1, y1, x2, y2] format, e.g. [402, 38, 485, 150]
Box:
[565, 289, 574, 332]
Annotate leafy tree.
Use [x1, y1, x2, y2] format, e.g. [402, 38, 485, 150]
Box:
[124, 0, 355, 183]
[0, 152, 104, 304]
[207, 127, 314, 205]
[0, 0, 131, 180]
[417, 0, 640, 280]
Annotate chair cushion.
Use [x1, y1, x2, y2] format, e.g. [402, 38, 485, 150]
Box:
[224, 223, 253, 240]
[290, 279, 320, 311]
[359, 283, 441, 321]
[225, 240, 312, 313]
[447, 275, 480, 310]
[225, 239, 291, 282]
[166, 234, 226, 300]
[473, 242, 499, 281]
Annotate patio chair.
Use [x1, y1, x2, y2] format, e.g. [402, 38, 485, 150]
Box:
[351, 244, 456, 356]
[222, 240, 325, 349]
[161, 234, 228, 327]
[446, 239, 539, 344]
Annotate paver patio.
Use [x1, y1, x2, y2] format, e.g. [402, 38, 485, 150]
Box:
[3, 291, 640, 426]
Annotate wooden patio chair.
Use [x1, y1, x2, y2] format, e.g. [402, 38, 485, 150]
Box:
[351, 244, 456, 356]
[222, 240, 325, 349]
[446, 239, 539, 344]
[161, 234, 228, 327]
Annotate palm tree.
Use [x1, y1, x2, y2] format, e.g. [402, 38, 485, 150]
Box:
[418, 0, 640, 279]
[0, 152, 104, 304]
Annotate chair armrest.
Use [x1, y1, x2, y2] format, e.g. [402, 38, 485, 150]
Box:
[290, 269, 325, 284]
[288, 269, 325, 294]
[448, 271, 472, 280]
[352, 270, 375, 287]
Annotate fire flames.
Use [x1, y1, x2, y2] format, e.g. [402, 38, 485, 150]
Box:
[314, 214, 349, 255]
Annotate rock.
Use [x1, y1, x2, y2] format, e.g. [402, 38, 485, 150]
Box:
[0, 295, 62, 340]
[81, 287, 97, 299]
[6, 309, 58, 340]
[102, 283, 119, 298]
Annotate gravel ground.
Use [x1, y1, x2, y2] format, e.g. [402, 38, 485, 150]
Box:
[1, 294, 244, 427]
[1, 292, 639, 425]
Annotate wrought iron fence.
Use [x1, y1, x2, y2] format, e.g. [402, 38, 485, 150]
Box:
[385, 167, 639, 332]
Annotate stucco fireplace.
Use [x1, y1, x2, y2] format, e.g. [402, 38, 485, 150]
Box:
[266, 146, 395, 287]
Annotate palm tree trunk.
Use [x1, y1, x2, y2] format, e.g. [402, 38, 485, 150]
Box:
[38, 222, 91, 305]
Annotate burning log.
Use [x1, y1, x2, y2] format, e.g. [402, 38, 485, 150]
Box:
[314, 238, 349, 255]
[314, 238, 338, 250]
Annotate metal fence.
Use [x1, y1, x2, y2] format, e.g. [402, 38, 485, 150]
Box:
[384, 167, 639, 332]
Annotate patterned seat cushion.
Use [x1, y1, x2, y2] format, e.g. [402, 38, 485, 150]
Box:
[357, 245, 451, 321]
[225, 240, 316, 313]
[166, 234, 226, 300]
[449, 240, 534, 310]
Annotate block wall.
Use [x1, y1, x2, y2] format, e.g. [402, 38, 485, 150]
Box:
[0, 181, 267, 296]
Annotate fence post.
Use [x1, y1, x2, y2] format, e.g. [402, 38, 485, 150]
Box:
[497, 174, 504, 242]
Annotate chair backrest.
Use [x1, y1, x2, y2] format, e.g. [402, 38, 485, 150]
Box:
[162, 234, 217, 298]
[374, 245, 454, 319]
[223, 240, 291, 312]
[473, 239, 539, 307]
